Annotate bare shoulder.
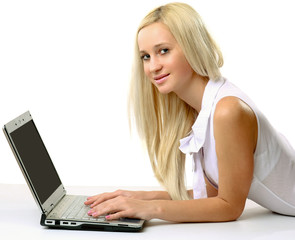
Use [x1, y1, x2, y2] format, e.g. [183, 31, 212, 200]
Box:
[213, 96, 257, 152]
[214, 96, 255, 122]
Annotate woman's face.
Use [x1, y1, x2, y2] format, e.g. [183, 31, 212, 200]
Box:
[137, 22, 195, 95]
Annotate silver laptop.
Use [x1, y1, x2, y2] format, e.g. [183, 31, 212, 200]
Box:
[3, 111, 145, 232]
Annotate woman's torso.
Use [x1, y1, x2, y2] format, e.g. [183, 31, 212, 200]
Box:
[180, 78, 295, 216]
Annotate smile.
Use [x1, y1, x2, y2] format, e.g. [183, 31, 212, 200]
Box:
[154, 74, 170, 84]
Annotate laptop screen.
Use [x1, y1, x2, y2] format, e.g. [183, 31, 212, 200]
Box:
[10, 120, 62, 204]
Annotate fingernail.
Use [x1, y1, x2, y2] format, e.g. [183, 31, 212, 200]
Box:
[88, 210, 92, 215]
[105, 215, 110, 220]
[92, 212, 98, 217]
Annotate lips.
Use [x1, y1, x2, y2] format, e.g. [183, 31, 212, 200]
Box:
[154, 73, 170, 84]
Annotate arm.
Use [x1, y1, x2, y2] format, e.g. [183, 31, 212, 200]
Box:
[152, 97, 257, 222]
[151, 97, 257, 222]
[88, 97, 257, 222]
[84, 189, 171, 207]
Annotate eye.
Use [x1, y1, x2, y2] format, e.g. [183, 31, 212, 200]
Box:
[141, 54, 150, 61]
[160, 48, 169, 54]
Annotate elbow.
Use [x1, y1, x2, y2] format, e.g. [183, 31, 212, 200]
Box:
[217, 198, 245, 222]
[222, 202, 244, 222]
[227, 209, 243, 222]
[217, 208, 243, 222]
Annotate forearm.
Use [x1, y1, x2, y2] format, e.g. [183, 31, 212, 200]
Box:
[150, 197, 243, 222]
[143, 189, 193, 200]
[141, 190, 171, 200]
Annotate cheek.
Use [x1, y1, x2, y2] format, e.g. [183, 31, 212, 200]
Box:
[176, 58, 194, 79]
[143, 63, 148, 75]
[143, 64, 152, 80]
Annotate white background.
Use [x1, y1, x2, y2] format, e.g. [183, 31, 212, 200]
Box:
[1, 0, 295, 188]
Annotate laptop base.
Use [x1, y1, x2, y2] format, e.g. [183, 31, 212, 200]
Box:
[40, 214, 144, 232]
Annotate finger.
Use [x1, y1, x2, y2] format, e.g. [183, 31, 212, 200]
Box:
[91, 205, 115, 218]
[91, 191, 121, 207]
[84, 193, 112, 206]
[84, 195, 101, 205]
[105, 211, 128, 221]
[84, 199, 95, 205]
[90, 198, 122, 217]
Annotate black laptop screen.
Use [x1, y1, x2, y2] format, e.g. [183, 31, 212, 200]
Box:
[10, 120, 62, 204]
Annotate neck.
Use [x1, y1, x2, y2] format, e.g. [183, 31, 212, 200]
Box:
[175, 74, 209, 113]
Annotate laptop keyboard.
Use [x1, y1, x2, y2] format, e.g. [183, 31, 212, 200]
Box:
[60, 195, 89, 219]
[48, 195, 107, 221]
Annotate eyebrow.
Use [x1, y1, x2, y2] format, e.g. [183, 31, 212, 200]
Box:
[139, 42, 171, 54]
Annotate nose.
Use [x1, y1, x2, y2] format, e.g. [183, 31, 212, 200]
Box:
[149, 56, 162, 73]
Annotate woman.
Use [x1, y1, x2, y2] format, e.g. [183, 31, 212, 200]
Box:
[85, 2, 295, 222]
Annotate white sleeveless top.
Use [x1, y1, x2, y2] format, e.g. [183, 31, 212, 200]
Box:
[179, 78, 295, 216]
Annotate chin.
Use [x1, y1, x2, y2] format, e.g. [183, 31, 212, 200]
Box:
[155, 83, 174, 95]
[156, 86, 173, 95]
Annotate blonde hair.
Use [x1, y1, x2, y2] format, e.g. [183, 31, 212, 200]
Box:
[129, 2, 223, 200]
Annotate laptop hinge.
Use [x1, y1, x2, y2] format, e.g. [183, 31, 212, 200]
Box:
[45, 190, 66, 216]
[42, 185, 66, 215]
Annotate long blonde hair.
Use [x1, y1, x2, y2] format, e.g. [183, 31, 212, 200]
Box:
[129, 2, 223, 200]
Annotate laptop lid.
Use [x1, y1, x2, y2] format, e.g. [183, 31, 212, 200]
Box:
[3, 111, 66, 215]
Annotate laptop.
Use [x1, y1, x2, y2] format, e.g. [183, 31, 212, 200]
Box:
[3, 111, 145, 232]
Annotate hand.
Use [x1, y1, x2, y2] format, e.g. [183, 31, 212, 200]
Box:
[84, 189, 158, 220]
[87, 195, 155, 221]
[84, 189, 147, 208]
